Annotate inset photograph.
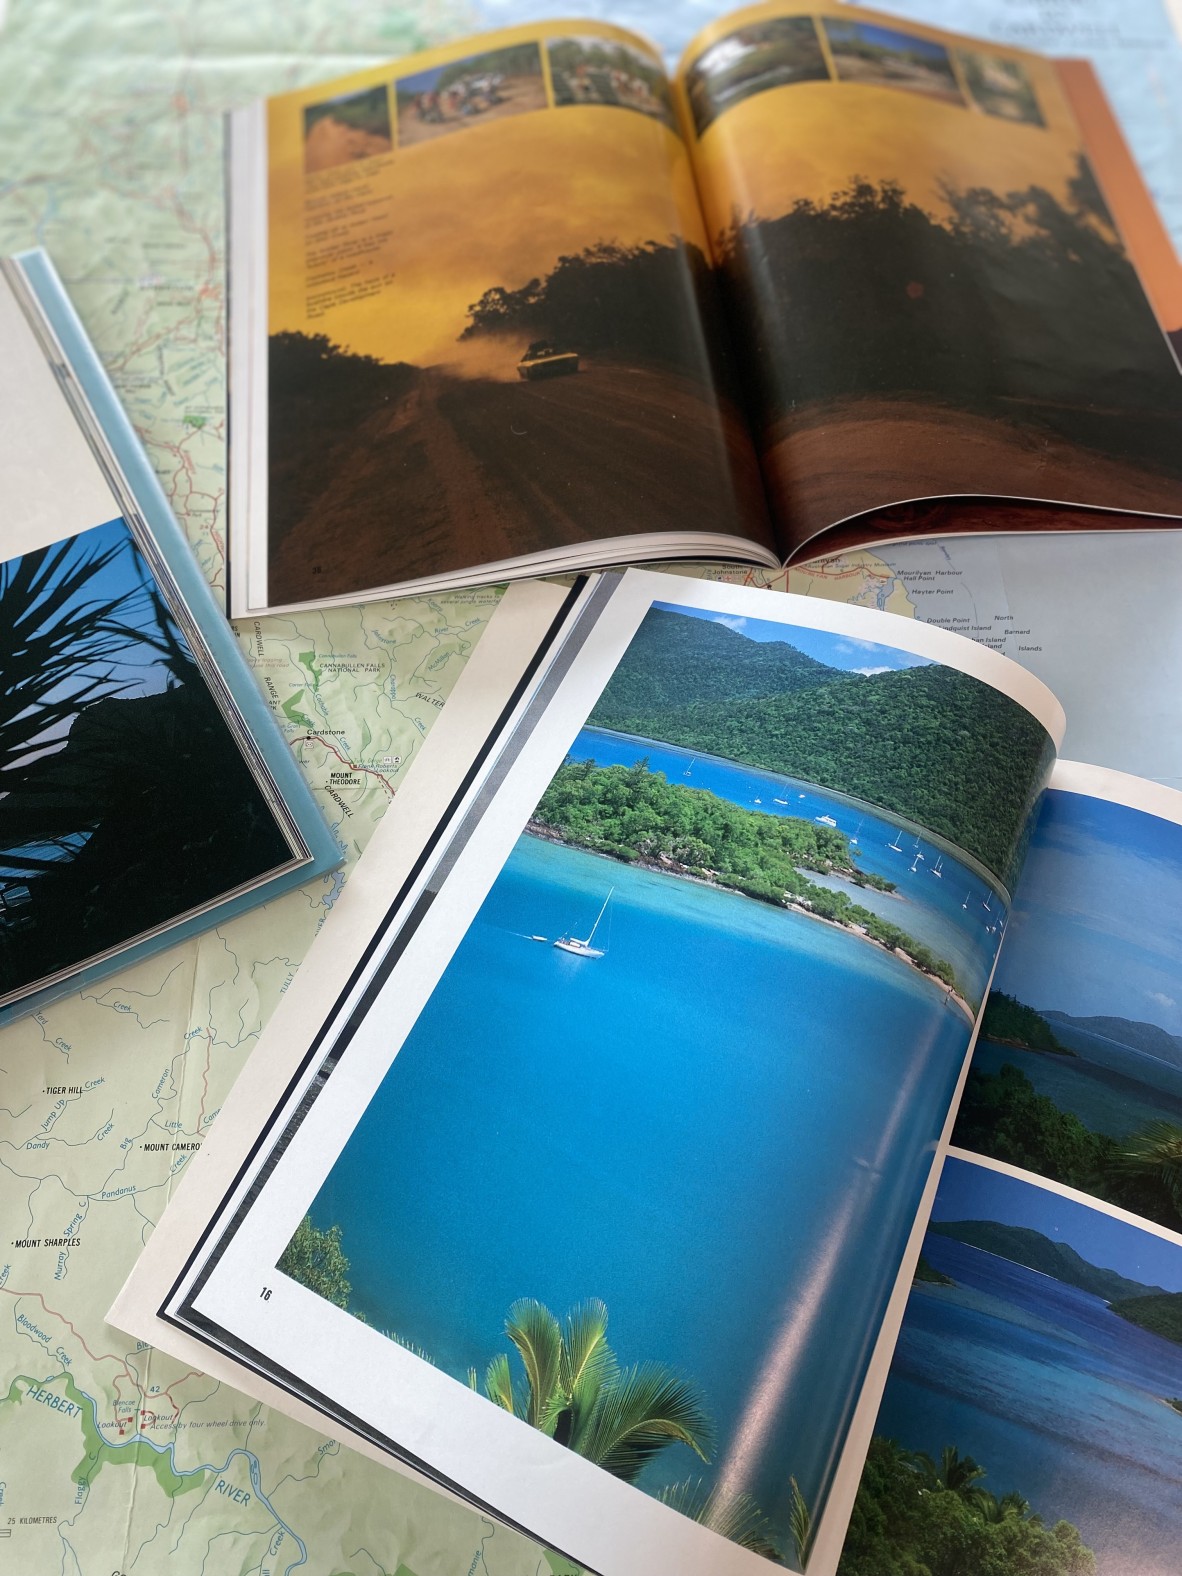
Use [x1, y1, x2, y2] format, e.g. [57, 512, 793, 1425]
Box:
[303, 84, 393, 173]
[954, 788, 1182, 1236]
[823, 19, 965, 107]
[957, 48, 1045, 125]
[394, 42, 546, 147]
[684, 16, 829, 136]
[546, 36, 676, 129]
[853, 1156, 1182, 1576]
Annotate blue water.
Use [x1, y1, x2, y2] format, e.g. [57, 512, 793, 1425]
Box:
[309, 832, 975, 1543]
[570, 727, 1006, 1007]
[878, 1236, 1182, 1574]
[973, 1034, 1182, 1139]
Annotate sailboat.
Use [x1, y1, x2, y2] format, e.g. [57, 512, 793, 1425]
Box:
[931, 855, 943, 878]
[982, 893, 992, 913]
[851, 818, 864, 846]
[683, 758, 696, 777]
[889, 830, 904, 852]
[553, 888, 614, 959]
[910, 851, 924, 873]
[962, 891, 971, 909]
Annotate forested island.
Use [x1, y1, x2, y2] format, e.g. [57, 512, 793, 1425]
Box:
[980, 993, 1071, 1053]
[590, 607, 1054, 888]
[953, 1064, 1182, 1233]
[532, 758, 964, 997]
[1110, 1290, 1182, 1346]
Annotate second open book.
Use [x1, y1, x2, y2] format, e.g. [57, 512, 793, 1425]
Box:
[114, 570, 1182, 1574]
[227, 1, 1182, 616]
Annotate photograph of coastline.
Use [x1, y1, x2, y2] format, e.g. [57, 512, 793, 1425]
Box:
[276, 600, 1054, 1561]
[953, 789, 1182, 1236]
[0, 519, 294, 1002]
[303, 85, 392, 173]
[846, 1156, 1182, 1576]
[689, 22, 1182, 541]
[267, 35, 766, 607]
[822, 20, 964, 107]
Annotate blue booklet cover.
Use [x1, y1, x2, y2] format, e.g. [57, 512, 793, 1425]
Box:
[0, 248, 340, 1026]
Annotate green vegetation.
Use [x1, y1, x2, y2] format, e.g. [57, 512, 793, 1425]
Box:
[533, 758, 962, 991]
[1109, 1291, 1182, 1346]
[590, 608, 1054, 888]
[656, 1478, 783, 1559]
[279, 1217, 354, 1310]
[927, 1218, 1160, 1304]
[476, 1297, 712, 1481]
[980, 993, 1068, 1053]
[1167, 1398, 1182, 1415]
[304, 85, 391, 138]
[914, 1254, 954, 1286]
[954, 1065, 1182, 1232]
[838, 1436, 1096, 1575]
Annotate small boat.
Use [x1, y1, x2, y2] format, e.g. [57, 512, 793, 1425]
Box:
[553, 888, 613, 959]
[889, 830, 904, 852]
[851, 817, 864, 846]
[983, 893, 992, 912]
[754, 798, 762, 805]
[528, 934, 548, 943]
[931, 855, 943, 879]
[683, 758, 696, 777]
[773, 797, 789, 806]
[815, 813, 837, 827]
[961, 891, 971, 909]
[910, 852, 924, 872]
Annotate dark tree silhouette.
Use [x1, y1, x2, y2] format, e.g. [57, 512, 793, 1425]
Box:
[714, 160, 1182, 476]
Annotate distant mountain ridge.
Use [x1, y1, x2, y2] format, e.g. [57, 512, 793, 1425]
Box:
[590, 606, 1055, 888]
[1044, 1012, 1182, 1067]
[929, 1219, 1166, 1303]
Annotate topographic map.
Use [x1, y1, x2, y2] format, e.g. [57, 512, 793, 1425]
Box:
[0, 1, 1179, 1573]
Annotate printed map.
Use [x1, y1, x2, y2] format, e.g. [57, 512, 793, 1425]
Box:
[0, 1, 1178, 1572]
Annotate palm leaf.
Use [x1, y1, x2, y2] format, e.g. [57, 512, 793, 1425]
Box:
[483, 1352, 519, 1415]
[559, 1299, 618, 1446]
[657, 1478, 782, 1557]
[505, 1299, 563, 1430]
[789, 1476, 814, 1567]
[576, 1361, 713, 1483]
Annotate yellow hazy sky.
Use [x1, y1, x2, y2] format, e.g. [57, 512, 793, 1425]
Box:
[267, 22, 702, 367]
[682, 2, 1088, 244]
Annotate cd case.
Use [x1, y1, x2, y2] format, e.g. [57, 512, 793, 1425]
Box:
[0, 248, 340, 1026]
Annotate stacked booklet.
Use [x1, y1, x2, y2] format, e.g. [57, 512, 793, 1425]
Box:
[112, 567, 1182, 1575]
[224, 1, 1182, 615]
[0, 251, 340, 1026]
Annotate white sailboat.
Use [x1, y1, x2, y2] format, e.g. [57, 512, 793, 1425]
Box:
[851, 817, 864, 846]
[889, 830, 904, 852]
[553, 888, 614, 959]
[931, 855, 943, 878]
[683, 758, 696, 777]
[910, 851, 925, 872]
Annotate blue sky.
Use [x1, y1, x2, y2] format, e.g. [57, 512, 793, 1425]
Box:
[993, 789, 1182, 1037]
[825, 21, 952, 65]
[658, 602, 934, 676]
[933, 1156, 1182, 1292]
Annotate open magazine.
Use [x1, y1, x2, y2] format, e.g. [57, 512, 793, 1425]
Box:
[226, 2, 1182, 617]
[113, 566, 1182, 1574]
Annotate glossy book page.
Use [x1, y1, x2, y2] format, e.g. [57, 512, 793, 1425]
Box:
[139, 569, 1064, 1574]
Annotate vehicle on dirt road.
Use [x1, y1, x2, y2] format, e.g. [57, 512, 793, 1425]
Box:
[516, 341, 580, 380]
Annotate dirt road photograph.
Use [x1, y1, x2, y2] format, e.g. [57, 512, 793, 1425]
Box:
[822, 20, 965, 107]
[303, 85, 392, 172]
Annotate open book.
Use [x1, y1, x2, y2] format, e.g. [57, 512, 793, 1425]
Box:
[110, 569, 1182, 1573]
[226, 2, 1182, 617]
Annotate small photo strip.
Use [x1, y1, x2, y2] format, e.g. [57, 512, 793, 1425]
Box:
[394, 41, 546, 148]
[546, 36, 677, 131]
[957, 49, 1045, 126]
[823, 18, 966, 109]
[685, 15, 829, 136]
[304, 85, 393, 173]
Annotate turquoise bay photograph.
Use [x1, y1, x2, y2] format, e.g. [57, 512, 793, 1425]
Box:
[279, 602, 1055, 1564]
[854, 1157, 1182, 1576]
[954, 790, 1182, 1237]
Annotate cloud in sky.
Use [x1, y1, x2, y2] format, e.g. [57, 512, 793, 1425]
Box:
[1150, 991, 1177, 1010]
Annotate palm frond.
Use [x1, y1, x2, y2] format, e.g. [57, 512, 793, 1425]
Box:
[484, 1352, 519, 1415]
[505, 1298, 563, 1430]
[789, 1477, 814, 1568]
[576, 1361, 713, 1483]
[658, 1478, 783, 1558]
